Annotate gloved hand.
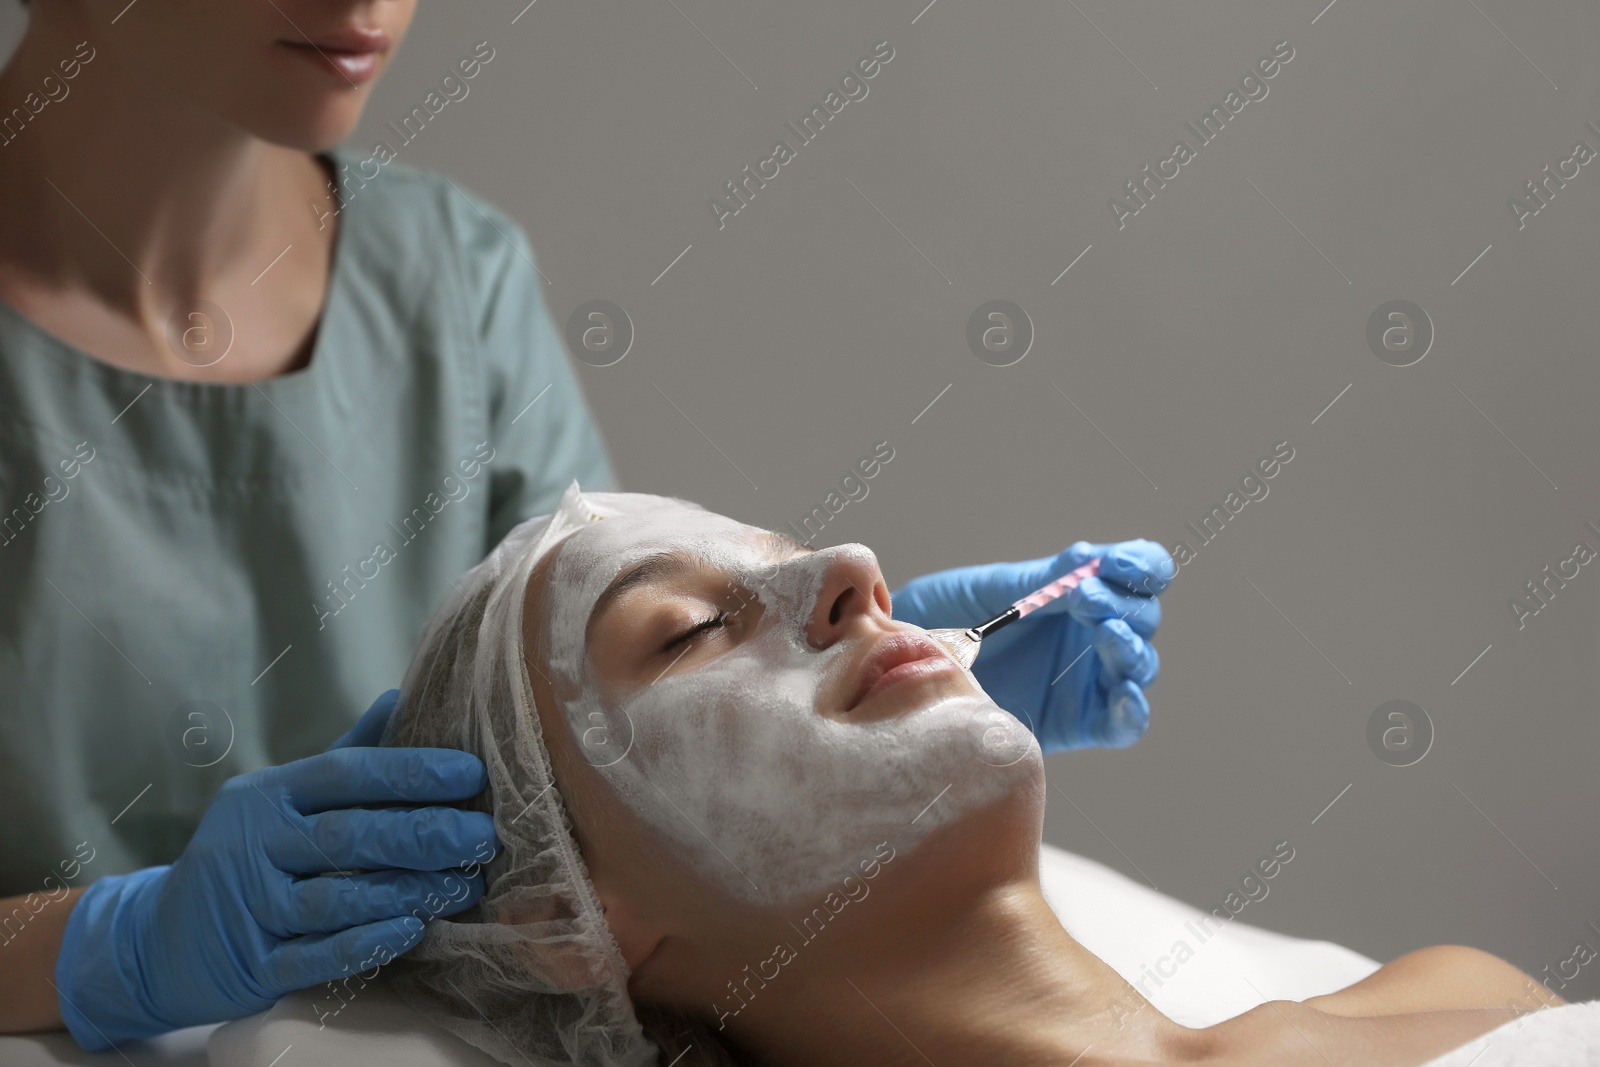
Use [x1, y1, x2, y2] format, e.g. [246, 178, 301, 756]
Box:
[56, 691, 496, 1050]
[891, 540, 1174, 752]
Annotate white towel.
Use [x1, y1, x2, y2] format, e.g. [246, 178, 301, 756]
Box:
[1416, 1001, 1600, 1066]
[1038, 843, 1381, 1026]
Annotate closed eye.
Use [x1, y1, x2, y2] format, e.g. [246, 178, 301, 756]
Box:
[664, 612, 727, 652]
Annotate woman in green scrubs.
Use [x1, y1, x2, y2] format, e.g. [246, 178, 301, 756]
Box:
[0, 0, 609, 1047]
[0, 0, 1174, 1052]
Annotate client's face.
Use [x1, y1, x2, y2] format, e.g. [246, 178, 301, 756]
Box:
[524, 495, 1043, 912]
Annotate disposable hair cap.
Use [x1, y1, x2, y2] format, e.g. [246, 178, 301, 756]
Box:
[381, 480, 658, 1067]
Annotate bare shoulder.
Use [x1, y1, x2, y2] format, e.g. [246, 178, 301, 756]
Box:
[1178, 949, 1562, 1067]
[1199, 996, 1542, 1067]
[1305, 945, 1562, 1017]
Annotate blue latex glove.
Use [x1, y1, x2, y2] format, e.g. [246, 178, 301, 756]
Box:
[56, 691, 496, 1050]
[891, 540, 1174, 751]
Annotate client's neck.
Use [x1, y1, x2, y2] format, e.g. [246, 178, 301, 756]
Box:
[721, 877, 1189, 1067]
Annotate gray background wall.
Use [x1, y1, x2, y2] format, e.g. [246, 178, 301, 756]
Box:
[7, 1, 1595, 1000]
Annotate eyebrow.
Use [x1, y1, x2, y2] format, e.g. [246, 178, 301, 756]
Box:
[587, 551, 693, 640]
[583, 529, 814, 647]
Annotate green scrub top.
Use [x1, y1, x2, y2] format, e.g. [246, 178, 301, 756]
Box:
[0, 148, 616, 896]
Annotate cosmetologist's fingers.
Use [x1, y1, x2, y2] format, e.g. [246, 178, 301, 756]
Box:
[281, 807, 497, 876]
[1065, 577, 1164, 638]
[276, 747, 489, 814]
[265, 915, 428, 994]
[283, 867, 486, 936]
[1093, 619, 1159, 688]
[1093, 540, 1177, 598]
[1093, 678, 1150, 748]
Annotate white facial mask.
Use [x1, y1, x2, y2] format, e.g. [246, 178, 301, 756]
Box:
[540, 495, 1040, 908]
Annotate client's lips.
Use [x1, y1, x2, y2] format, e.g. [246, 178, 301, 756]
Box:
[845, 632, 960, 713]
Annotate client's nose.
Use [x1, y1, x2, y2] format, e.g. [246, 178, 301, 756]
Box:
[803, 544, 891, 650]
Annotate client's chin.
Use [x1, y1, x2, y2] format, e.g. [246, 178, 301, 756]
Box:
[908, 691, 1048, 890]
[700, 729, 1047, 1006]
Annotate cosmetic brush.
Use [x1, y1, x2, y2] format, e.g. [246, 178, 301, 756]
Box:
[924, 558, 1101, 670]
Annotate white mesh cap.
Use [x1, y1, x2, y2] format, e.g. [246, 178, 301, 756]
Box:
[380, 481, 658, 1067]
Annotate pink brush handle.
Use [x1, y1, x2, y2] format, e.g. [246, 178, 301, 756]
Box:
[1011, 558, 1100, 618]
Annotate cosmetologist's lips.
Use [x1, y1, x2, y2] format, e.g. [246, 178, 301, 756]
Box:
[278, 25, 392, 83]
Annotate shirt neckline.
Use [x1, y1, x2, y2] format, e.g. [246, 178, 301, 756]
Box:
[0, 147, 354, 395]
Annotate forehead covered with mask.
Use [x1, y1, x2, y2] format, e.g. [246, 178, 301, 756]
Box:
[529, 492, 1041, 908]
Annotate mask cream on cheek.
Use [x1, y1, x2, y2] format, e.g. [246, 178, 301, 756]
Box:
[544, 503, 1040, 907]
[543, 505, 761, 769]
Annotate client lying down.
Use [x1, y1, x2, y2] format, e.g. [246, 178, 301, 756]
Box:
[381, 483, 1574, 1067]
